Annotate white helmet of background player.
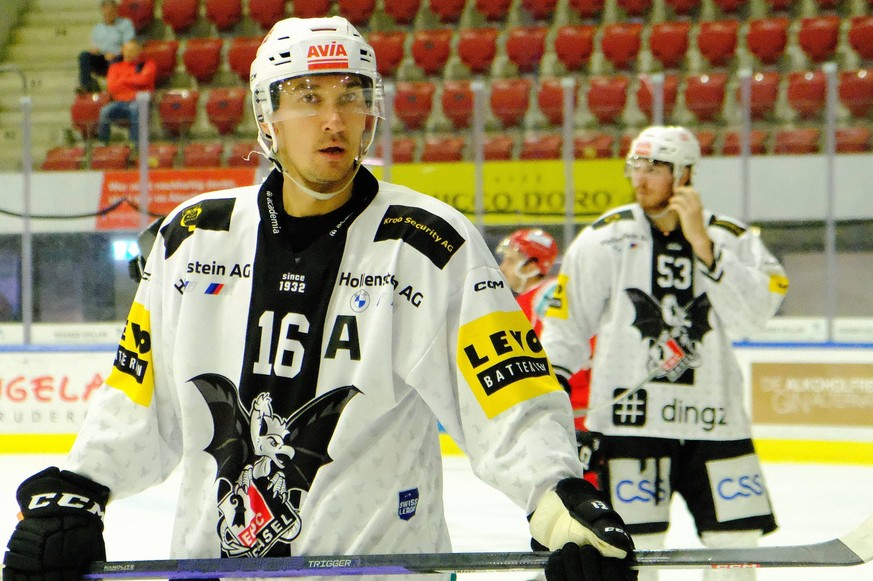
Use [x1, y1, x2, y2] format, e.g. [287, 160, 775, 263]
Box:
[249, 16, 384, 199]
[625, 126, 700, 187]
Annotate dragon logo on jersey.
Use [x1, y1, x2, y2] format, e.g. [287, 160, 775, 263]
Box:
[625, 288, 713, 382]
[190, 373, 359, 557]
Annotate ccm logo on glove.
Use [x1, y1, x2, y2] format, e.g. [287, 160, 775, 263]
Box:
[26, 492, 105, 515]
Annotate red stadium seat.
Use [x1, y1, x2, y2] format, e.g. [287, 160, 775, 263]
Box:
[291, 0, 331, 18]
[429, 0, 466, 23]
[367, 31, 406, 77]
[554, 25, 595, 72]
[520, 134, 562, 160]
[183, 142, 225, 167]
[684, 72, 727, 122]
[441, 80, 474, 129]
[158, 89, 199, 136]
[394, 81, 436, 130]
[90, 144, 132, 170]
[411, 29, 453, 76]
[147, 143, 178, 168]
[618, 133, 634, 157]
[182, 38, 223, 83]
[457, 28, 498, 74]
[617, 0, 652, 17]
[161, 0, 198, 34]
[736, 71, 780, 120]
[505, 26, 548, 74]
[848, 17, 873, 61]
[568, 0, 605, 18]
[142, 40, 179, 85]
[489, 77, 532, 127]
[421, 135, 465, 162]
[649, 21, 690, 70]
[721, 129, 768, 155]
[766, 0, 792, 9]
[600, 23, 643, 70]
[206, 88, 246, 135]
[697, 20, 738, 67]
[521, 0, 558, 20]
[574, 132, 614, 159]
[586, 75, 629, 124]
[774, 127, 820, 154]
[227, 37, 261, 84]
[205, 0, 242, 30]
[337, 0, 376, 26]
[746, 18, 789, 66]
[119, 0, 154, 32]
[475, 0, 512, 21]
[835, 127, 871, 153]
[374, 137, 417, 163]
[384, 0, 420, 24]
[695, 130, 716, 156]
[227, 141, 261, 167]
[483, 133, 514, 160]
[665, 0, 699, 15]
[71, 91, 110, 138]
[41, 146, 86, 171]
[248, 0, 285, 30]
[798, 16, 840, 63]
[538, 78, 576, 126]
[636, 74, 679, 121]
[839, 69, 873, 118]
[712, 0, 745, 13]
[787, 70, 826, 119]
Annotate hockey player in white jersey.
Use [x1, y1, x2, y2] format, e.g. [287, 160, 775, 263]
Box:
[540, 126, 789, 581]
[3, 16, 635, 581]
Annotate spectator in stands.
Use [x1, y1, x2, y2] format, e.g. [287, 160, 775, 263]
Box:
[77, 0, 136, 94]
[97, 39, 156, 146]
[540, 126, 789, 581]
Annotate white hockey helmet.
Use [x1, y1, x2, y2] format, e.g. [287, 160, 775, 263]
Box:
[249, 16, 384, 169]
[626, 125, 700, 185]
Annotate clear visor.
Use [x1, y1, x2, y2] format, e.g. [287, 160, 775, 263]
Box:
[263, 74, 383, 124]
[625, 156, 674, 177]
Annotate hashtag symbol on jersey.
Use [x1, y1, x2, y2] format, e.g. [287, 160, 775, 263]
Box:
[612, 388, 647, 426]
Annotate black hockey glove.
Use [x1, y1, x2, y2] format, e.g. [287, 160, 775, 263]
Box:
[530, 478, 636, 581]
[3, 467, 110, 581]
[575, 430, 603, 473]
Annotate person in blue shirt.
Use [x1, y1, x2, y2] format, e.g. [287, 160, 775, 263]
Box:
[77, 0, 136, 94]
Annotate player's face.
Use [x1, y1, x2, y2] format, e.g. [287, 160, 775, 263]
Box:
[627, 157, 674, 214]
[498, 247, 535, 293]
[268, 74, 370, 193]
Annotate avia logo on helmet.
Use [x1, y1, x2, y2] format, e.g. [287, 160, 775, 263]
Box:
[307, 42, 349, 70]
[634, 140, 652, 156]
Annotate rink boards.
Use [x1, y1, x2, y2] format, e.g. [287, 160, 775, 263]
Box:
[1, 343, 871, 464]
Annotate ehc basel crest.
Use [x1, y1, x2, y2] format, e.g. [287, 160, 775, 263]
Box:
[190, 373, 358, 557]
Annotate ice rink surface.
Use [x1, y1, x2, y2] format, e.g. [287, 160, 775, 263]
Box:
[1, 454, 872, 580]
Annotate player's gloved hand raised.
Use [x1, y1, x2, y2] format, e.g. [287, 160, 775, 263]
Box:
[3, 467, 110, 581]
[530, 478, 637, 581]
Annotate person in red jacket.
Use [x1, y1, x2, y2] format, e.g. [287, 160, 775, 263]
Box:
[97, 39, 156, 145]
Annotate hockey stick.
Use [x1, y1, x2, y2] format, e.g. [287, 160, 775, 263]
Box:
[82, 515, 873, 578]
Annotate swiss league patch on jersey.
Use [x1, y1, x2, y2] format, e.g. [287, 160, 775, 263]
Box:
[374, 205, 465, 269]
[106, 301, 154, 407]
[458, 310, 561, 418]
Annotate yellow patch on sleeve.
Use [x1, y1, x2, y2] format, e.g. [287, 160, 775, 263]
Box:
[544, 273, 569, 320]
[769, 274, 789, 295]
[458, 310, 561, 418]
[106, 301, 155, 407]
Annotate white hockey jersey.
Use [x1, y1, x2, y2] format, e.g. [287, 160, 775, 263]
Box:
[540, 203, 788, 441]
[66, 169, 583, 575]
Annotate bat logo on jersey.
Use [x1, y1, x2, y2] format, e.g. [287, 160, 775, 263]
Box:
[625, 288, 713, 382]
[190, 373, 359, 557]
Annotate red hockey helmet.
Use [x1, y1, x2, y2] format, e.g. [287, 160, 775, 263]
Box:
[497, 229, 558, 275]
